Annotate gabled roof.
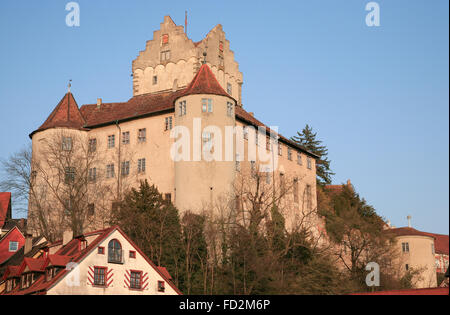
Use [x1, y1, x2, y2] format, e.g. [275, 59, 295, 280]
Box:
[177, 63, 231, 99]
[0, 192, 11, 227]
[19, 257, 45, 274]
[30, 92, 86, 138]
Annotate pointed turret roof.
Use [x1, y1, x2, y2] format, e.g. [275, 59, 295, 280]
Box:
[179, 63, 233, 100]
[30, 92, 86, 138]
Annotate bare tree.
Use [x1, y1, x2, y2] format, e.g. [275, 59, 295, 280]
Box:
[1, 130, 116, 241]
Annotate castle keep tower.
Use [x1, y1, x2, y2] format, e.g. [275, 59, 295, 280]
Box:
[173, 63, 237, 212]
[132, 16, 244, 106]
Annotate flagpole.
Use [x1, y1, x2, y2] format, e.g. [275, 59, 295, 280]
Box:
[185, 10, 188, 36]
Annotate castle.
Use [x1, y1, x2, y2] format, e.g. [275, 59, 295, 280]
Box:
[27, 16, 319, 237]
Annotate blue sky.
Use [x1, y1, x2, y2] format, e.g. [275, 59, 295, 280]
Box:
[0, 1, 448, 234]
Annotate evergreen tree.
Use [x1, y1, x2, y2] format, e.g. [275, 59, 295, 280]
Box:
[111, 180, 184, 289]
[291, 124, 334, 186]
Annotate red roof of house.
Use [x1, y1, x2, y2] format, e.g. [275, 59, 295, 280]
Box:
[2, 226, 182, 295]
[351, 287, 449, 295]
[178, 63, 231, 99]
[422, 232, 449, 255]
[389, 227, 436, 239]
[0, 192, 11, 227]
[30, 93, 86, 137]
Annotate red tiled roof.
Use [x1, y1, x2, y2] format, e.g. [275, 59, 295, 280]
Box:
[20, 257, 45, 273]
[30, 93, 86, 137]
[422, 232, 449, 255]
[0, 192, 11, 227]
[46, 255, 71, 268]
[80, 89, 185, 128]
[178, 63, 231, 99]
[388, 227, 436, 239]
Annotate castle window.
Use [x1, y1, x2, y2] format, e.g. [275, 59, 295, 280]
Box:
[179, 101, 186, 116]
[158, 280, 166, 293]
[121, 161, 130, 177]
[98, 247, 105, 255]
[227, 83, 232, 95]
[162, 34, 169, 45]
[288, 148, 292, 161]
[94, 267, 106, 286]
[306, 185, 312, 210]
[402, 242, 409, 253]
[138, 158, 146, 173]
[227, 102, 233, 117]
[129, 251, 136, 258]
[153, 76, 158, 85]
[108, 135, 115, 148]
[165, 193, 172, 203]
[219, 41, 224, 52]
[219, 55, 224, 67]
[165, 117, 173, 130]
[62, 137, 73, 151]
[122, 131, 130, 145]
[88, 168, 97, 182]
[265, 169, 271, 185]
[235, 153, 241, 172]
[161, 50, 171, 62]
[243, 126, 249, 140]
[89, 138, 97, 152]
[88, 203, 95, 216]
[202, 132, 213, 152]
[297, 153, 302, 165]
[64, 167, 76, 184]
[106, 164, 115, 178]
[130, 271, 142, 290]
[138, 128, 147, 143]
[278, 144, 283, 156]
[307, 157, 312, 169]
[293, 178, 299, 203]
[266, 138, 271, 151]
[9, 241, 18, 252]
[251, 160, 256, 174]
[202, 99, 213, 113]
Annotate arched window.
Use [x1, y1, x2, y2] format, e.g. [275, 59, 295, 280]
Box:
[108, 239, 123, 264]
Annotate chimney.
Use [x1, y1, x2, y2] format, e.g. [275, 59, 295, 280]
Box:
[24, 234, 33, 255]
[407, 215, 412, 228]
[347, 179, 351, 186]
[249, 112, 254, 117]
[97, 98, 102, 109]
[63, 230, 73, 246]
